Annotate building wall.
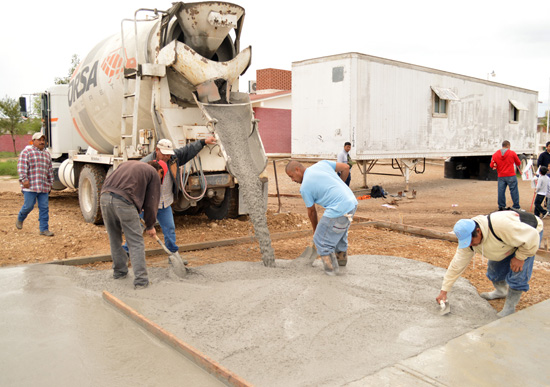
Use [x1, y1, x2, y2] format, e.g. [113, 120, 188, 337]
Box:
[0, 134, 32, 153]
[257, 69, 291, 91]
[253, 107, 291, 154]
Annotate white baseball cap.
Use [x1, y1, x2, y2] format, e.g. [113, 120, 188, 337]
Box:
[32, 132, 45, 140]
[156, 139, 175, 155]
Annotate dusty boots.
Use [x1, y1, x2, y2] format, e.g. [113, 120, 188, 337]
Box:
[497, 288, 523, 318]
[480, 280, 508, 300]
[320, 253, 339, 276]
[336, 251, 348, 266]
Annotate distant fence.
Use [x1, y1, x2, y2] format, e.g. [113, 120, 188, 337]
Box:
[0, 134, 32, 153]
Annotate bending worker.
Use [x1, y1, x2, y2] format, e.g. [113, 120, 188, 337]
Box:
[436, 210, 542, 318]
[100, 160, 164, 289]
[286, 160, 357, 275]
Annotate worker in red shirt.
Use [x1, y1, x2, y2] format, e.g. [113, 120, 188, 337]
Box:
[490, 140, 521, 210]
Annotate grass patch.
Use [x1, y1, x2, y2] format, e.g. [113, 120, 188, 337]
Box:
[0, 151, 19, 159]
[0, 160, 18, 177]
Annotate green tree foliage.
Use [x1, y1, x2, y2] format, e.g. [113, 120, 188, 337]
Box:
[0, 96, 41, 156]
[54, 54, 81, 85]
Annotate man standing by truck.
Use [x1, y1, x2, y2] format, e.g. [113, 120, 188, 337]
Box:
[286, 160, 357, 275]
[100, 161, 163, 289]
[141, 136, 216, 259]
[490, 140, 521, 210]
[16, 132, 55, 237]
[537, 141, 550, 169]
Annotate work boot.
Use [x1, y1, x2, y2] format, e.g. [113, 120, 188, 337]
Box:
[15, 219, 23, 230]
[320, 253, 339, 276]
[497, 288, 523, 318]
[480, 280, 508, 300]
[40, 230, 54, 237]
[336, 251, 348, 266]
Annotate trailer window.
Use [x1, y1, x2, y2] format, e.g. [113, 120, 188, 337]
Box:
[332, 66, 344, 83]
[509, 100, 527, 124]
[434, 94, 447, 115]
[431, 87, 459, 118]
[509, 104, 519, 123]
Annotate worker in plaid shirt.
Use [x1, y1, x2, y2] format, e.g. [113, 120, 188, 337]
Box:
[16, 132, 55, 236]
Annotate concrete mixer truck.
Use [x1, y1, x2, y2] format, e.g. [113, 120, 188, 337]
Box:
[38, 1, 268, 224]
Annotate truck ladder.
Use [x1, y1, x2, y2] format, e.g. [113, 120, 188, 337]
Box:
[120, 67, 141, 161]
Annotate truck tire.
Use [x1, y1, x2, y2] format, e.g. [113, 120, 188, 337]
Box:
[79, 164, 106, 224]
[205, 187, 239, 220]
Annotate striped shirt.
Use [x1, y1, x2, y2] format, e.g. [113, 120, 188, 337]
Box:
[17, 145, 54, 193]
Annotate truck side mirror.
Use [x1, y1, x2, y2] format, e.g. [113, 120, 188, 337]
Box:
[19, 97, 27, 118]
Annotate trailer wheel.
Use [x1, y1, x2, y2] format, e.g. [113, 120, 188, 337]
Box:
[205, 187, 239, 220]
[79, 164, 106, 224]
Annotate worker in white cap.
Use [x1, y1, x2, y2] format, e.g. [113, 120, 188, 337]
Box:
[140, 136, 216, 261]
[16, 132, 55, 236]
[436, 210, 542, 317]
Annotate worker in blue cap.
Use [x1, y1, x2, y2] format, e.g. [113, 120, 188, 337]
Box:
[436, 210, 542, 317]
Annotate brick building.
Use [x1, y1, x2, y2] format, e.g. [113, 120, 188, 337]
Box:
[250, 69, 292, 156]
[0, 134, 32, 153]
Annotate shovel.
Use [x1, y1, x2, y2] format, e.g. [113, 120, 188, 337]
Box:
[439, 300, 451, 316]
[154, 235, 187, 278]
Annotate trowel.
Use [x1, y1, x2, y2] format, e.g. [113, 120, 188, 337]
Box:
[439, 300, 451, 316]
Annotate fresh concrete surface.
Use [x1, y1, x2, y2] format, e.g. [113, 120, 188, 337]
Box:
[1, 256, 548, 386]
[353, 298, 550, 386]
[0, 265, 225, 387]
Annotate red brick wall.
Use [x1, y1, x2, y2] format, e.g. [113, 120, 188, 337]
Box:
[0, 134, 32, 153]
[256, 69, 291, 91]
[254, 107, 291, 154]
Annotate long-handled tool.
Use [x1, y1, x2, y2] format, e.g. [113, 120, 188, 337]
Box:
[154, 235, 187, 278]
[439, 300, 451, 316]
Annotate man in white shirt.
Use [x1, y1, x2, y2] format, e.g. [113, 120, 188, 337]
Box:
[337, 142, 353, 186]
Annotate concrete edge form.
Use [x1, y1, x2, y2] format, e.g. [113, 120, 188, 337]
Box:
[102, 291, 253, 387]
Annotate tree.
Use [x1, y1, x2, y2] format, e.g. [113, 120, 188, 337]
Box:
[54, 54, 81, 85]
[0, 96, 35, 155]
[542, 111, 549, 132]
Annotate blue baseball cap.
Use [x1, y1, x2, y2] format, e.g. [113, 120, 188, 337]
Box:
[454, 219, 476, 248]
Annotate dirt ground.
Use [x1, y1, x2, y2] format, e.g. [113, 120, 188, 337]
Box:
[2, 160, 550, 312]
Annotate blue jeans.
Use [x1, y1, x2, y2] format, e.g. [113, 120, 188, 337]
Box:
[344, 172, 351, 187]
[123, 205, 178, 253]
[156, 205, 178, 252]
[485, 230, 542, 291]
[313, 206, 357, 256]
[100, 193, 149, 286]
[18, 191, 50, 232]
[497, 175, 520, 209]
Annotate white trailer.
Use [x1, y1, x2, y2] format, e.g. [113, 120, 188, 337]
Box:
[291, 52, 538, 188]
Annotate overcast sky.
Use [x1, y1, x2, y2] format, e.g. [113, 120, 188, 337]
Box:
[1, 0, 549, 116]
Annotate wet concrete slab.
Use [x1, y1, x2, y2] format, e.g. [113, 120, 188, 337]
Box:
[351, 299, 550, 386]
[2, 259, 549, 386]
[0, 265, 225, 387]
